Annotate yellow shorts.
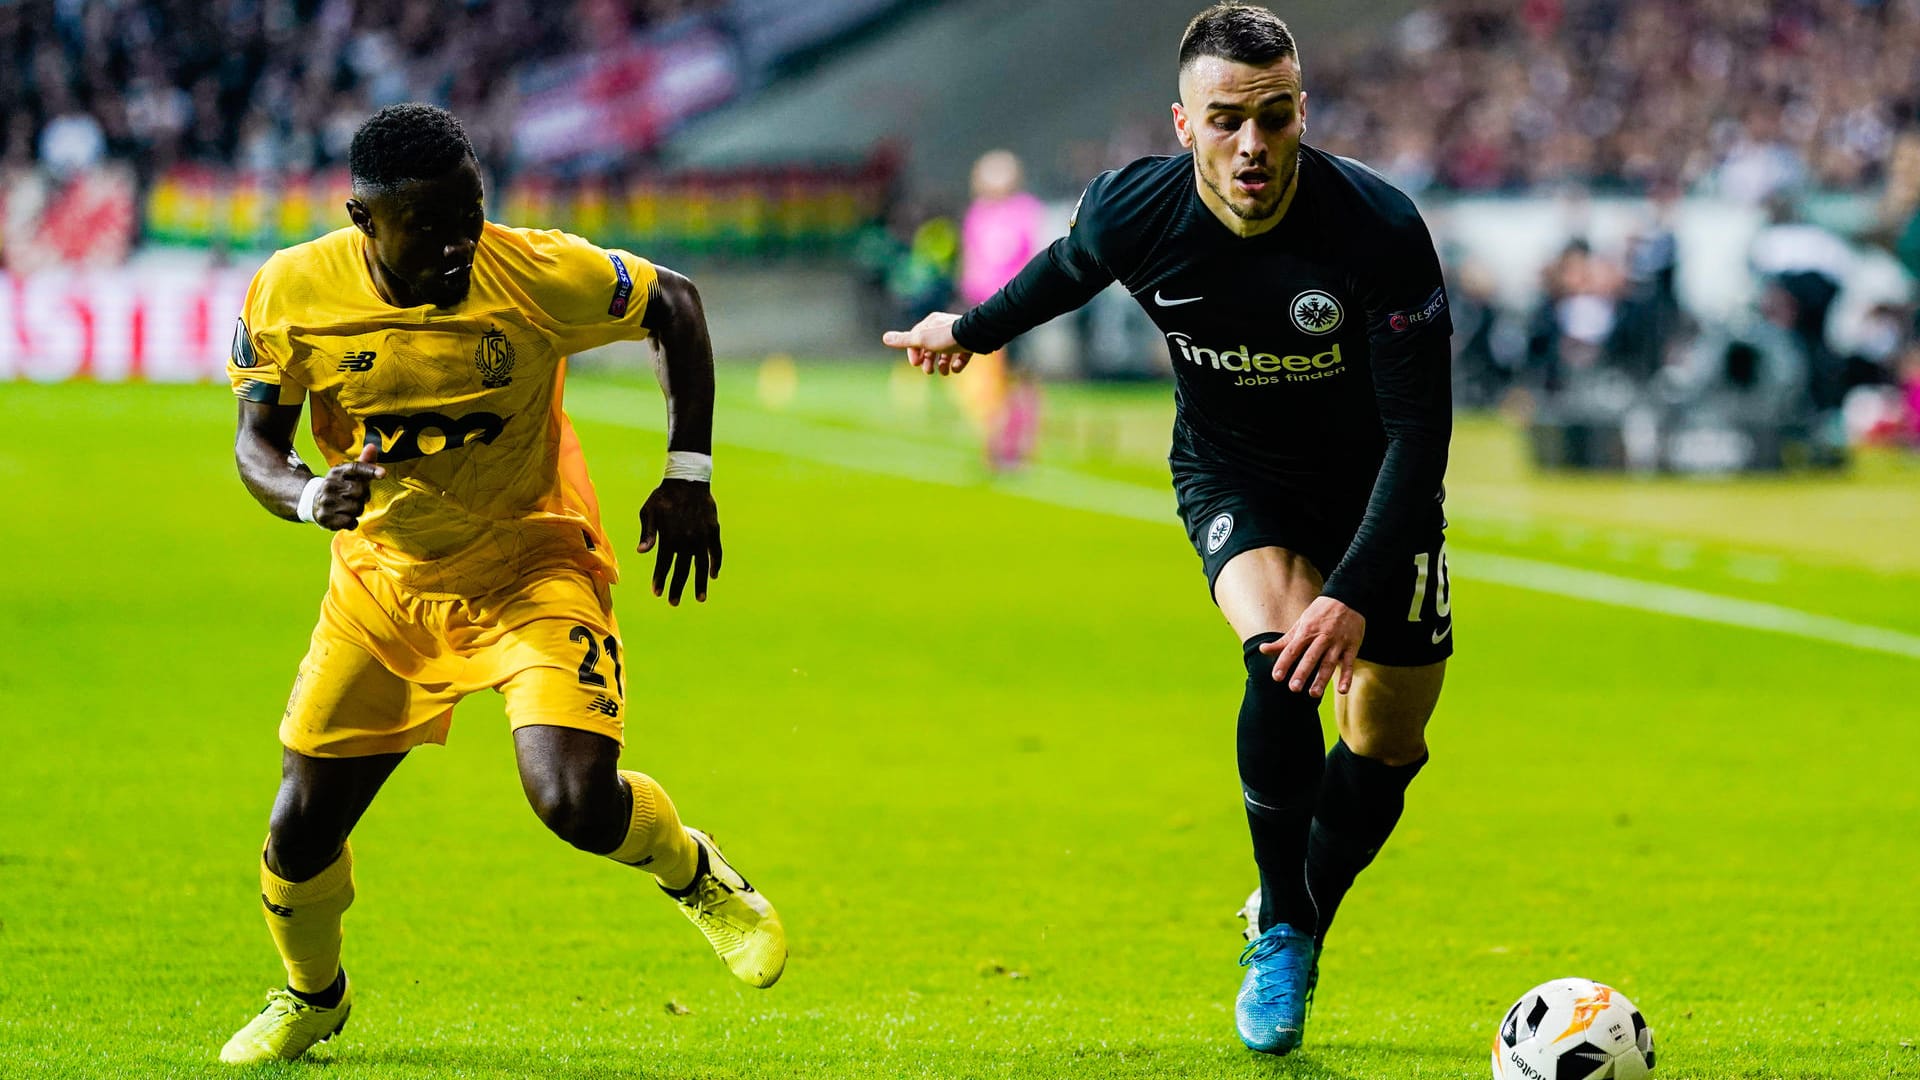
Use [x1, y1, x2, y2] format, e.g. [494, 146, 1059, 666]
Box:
[281, 557, 627, 758]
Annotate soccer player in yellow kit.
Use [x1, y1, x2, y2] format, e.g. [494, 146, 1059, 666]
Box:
[218, 104, 785, 1065]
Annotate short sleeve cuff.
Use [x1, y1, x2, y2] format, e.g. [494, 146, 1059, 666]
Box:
[231, 376, 304, 405]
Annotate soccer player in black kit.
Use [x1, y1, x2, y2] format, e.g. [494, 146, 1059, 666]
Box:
[884, 3, 1453, 1057]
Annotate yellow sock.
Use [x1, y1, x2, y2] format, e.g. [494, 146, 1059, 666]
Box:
[260, 842, 354, 994]
[608, 771, 700, 890]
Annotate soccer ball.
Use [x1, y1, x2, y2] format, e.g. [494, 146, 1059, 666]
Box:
[1492, 978, 1655, 1080]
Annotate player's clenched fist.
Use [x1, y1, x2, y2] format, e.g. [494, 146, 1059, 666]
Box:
[882, 312, 974, 375]
[313, 443, 385, 531]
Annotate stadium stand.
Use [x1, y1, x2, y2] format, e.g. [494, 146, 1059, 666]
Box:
[3, 0, 1918, 459]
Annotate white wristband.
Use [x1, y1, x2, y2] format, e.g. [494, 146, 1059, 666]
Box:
[296, 476, 326, 524]
[664, 450, 713, 482]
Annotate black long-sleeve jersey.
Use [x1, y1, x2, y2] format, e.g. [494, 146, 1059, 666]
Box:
[952, 146, 1453, 613]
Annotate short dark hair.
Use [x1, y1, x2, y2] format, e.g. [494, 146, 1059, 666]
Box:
[1179, 3, 1297, 71]
[348, 103, 476, 191]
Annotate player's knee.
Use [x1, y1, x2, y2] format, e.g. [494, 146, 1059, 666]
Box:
[1342, 730, 1429, 768]
[1239, 632, 1321, 707]
[524, 769, 624, 853]
[266, 796, 350, 882]
[1240, 632, 1291, 692]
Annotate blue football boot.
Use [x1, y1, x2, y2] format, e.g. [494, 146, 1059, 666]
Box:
[1238, 887, 1324, 1022]
[1235, 922, 1317, 1054]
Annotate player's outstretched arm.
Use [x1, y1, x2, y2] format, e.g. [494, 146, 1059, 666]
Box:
[888, 176, 1119, 370]
[234, 399, 384, 530]
[635, 266, 720, 606]
[882, 312, 974, 375]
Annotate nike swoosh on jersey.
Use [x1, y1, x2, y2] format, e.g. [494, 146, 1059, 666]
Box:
[1153, 290, 1202, 306]
[1431, 625, 1452, 644]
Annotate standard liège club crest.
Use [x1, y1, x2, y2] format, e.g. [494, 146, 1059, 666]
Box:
[475, 326, 516, 388]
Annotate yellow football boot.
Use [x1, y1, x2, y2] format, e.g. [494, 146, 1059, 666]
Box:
[667, 829, 787, 988]
[218, 977, 352, 1064]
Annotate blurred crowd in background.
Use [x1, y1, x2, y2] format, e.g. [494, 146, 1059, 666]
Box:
[16, 0, 1920, 196]
[860, 0, 1920, 463]
[5, 0, 1920, 463]
[0, 0, 901, 265]
[1312, 0, 1920, 199]
[0, 0, 720, 180]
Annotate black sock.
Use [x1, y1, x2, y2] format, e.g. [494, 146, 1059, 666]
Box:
[289, 968, 346, 1010]
[1306, 740, 1428, 944]
[1237, 632, 1326, 936]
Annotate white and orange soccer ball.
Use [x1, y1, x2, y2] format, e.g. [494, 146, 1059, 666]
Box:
[1492, 978, 1656, 1080]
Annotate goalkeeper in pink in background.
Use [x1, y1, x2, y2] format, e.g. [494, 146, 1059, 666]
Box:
[959, 150, 1049, 469]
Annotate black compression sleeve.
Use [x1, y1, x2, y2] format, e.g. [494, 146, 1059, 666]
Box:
[952, 233, 1114, 354]
[1319, 337, 1452, 614]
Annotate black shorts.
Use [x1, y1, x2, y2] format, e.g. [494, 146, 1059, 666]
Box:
[1173, 467, 1454, 667]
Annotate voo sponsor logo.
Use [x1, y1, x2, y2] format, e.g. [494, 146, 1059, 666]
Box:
[363, 411, 508, 462]
[1166, 332, 1347, 386]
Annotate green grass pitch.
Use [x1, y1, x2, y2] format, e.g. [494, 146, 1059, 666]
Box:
[2, 364, 1917, 1078]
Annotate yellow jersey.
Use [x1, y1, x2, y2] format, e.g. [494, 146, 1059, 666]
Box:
[228, 222, 658, 598]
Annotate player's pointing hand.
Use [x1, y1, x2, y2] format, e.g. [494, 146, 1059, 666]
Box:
[882, 312, 974, 375]
[313, 441, 385, 531]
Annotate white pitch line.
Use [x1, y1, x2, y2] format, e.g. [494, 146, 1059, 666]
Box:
[1459, 552, 1920, 660]
[567, 386, 1920, 662]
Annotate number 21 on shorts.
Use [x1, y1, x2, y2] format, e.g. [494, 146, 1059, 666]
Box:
[570, 625, 624, 694]
[1407, 541, 1451, 623]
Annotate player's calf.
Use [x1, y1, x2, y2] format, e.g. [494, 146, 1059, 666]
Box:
[601, 771, 787, 987]
[252, 842, 355, 1014]
[1305, 740, 1428, 945]
[600, 770, 702, 886]
[1232, 632, 1328, 1054]
[1237, 631, 1326, 937]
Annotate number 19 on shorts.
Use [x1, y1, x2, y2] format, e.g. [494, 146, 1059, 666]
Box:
[1407, 541, 1451, 623]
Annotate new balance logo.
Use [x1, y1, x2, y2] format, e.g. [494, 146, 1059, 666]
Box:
[261, 894, 295, 918]
[337, 351, 376, 372]
[588, 694, 620, 717]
